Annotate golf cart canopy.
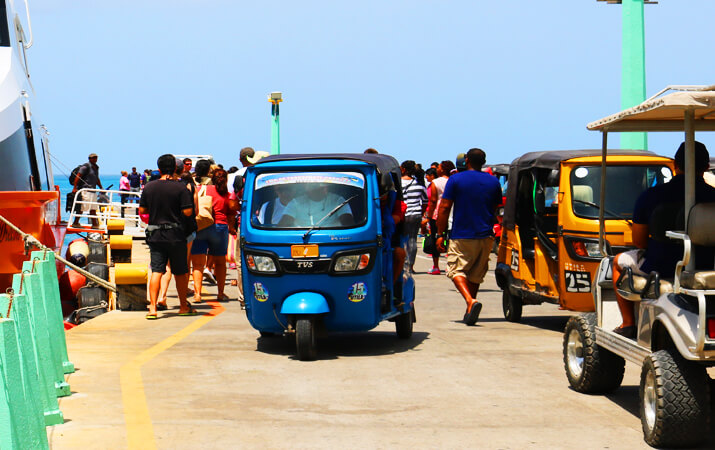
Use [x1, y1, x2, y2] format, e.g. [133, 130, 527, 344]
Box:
[587, 84, 715, 262]
[588, 85, 715, 132]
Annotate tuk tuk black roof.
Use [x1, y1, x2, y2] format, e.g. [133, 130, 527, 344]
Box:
[509, 149, 663, 171]
[486, 164, 510, 176]
[255, 152, 403, 192]
[502, 149, 668, 230]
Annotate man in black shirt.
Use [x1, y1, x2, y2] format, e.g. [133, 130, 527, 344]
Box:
[139, 154, 195, 319]
[127, 167, 142, 202]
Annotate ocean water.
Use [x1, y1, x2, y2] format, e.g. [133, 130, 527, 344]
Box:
[55, 175, 121, 222]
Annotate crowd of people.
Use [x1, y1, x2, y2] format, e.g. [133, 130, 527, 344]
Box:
[137, 148, 268, 319]
[389, 149, 501, 325]
[73, 147, 503, 325]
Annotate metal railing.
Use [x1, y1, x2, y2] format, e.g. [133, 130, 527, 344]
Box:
[68, 188, 146, 237]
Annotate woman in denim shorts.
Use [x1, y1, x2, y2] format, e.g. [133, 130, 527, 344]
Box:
[190, 168, 237, 303]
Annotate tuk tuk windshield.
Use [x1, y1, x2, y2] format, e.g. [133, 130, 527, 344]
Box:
[570, 165, 673, 220]
[251, 171, 366, 229]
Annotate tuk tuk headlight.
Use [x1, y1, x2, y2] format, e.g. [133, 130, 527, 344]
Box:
[334, 253, 370, 272]
[246, 253, 278, 273]
[332, 249, 373, 273]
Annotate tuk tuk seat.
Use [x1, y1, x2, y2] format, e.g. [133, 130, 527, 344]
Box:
[674, 202, 715, 290]
[616, 269, 673, 301]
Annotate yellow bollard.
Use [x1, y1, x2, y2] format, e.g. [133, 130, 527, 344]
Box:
[109, 234, 132, 264]
[115, 263, 149, 311]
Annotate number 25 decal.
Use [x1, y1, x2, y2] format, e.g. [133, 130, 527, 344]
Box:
[565, 271, 591, 293]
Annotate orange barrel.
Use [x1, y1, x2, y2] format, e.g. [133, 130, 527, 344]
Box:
[65, 238, 89, 267]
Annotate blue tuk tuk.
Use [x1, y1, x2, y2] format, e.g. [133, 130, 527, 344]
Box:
[240, 153, 416, 360]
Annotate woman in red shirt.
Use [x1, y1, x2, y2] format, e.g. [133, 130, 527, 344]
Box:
[190, 169, 237, 302]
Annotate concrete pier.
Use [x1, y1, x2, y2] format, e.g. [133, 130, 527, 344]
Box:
[48, 244, 673, 449]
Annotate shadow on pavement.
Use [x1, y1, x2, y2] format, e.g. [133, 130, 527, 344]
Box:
[604, 385, 639, 418]
[477, 315, 569, 333]
[256, 331, 429, 360]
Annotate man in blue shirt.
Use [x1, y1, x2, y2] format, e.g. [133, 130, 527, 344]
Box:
[613, 141, 715, 338]
[437, 148, 502, 325]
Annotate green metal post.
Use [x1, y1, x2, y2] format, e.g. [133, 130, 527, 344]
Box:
[11, 273, 64, 426]
[270, 101, 281, 155]
[31, 251, 74, 374]
[0, 318, 50, 449]
[621, 0, 648, 150]
[22, 258, 71, 397]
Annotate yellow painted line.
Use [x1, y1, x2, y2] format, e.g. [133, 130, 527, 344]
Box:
[120, 303, 225, 449]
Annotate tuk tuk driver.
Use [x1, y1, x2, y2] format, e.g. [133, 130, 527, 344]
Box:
[278, 184, 354, 227]
[257, 184, 295, 225]
[613, 142, 715, 338]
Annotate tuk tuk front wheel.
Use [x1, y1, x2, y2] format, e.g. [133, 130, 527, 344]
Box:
[562, 313, 624, 393]
[639, 350, 709, 448]
[395, 308, 415, 339]
[502, 289, 522, 323]
[295, 318, 317, 361]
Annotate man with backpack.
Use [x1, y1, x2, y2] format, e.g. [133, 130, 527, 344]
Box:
[71, 153, 103, 228]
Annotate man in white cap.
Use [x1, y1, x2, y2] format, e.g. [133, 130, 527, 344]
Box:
[72, 153, 103, 228]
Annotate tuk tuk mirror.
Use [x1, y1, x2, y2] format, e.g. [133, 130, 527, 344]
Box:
[547, 169, 559, 186]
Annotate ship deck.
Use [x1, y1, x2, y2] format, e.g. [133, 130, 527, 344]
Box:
[48, 241, 681, 449]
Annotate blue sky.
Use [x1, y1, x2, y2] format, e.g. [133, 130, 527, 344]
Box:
[24, 0, 715, 175]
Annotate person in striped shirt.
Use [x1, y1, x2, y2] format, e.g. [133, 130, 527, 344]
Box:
[401, 160, 428, 273]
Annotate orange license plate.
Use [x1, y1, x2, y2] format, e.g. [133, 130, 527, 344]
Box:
[291, 244, 319, 258]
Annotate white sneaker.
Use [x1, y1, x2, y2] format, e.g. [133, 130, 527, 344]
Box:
[203, 268, 217, 284]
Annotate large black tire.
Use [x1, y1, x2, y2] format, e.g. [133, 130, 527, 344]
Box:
[295, 318, 317, 361]
[639, 350, 709, 448]
[395, 308, 414, 339]
[87, 240, 108, 265]
[563, 313, 625, 393]
[502, 289, 522, 323]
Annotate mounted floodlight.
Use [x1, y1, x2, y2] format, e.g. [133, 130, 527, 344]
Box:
[268, 92, 283, 103]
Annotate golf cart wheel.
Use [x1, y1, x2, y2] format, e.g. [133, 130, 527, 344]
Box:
[562, 313, 625, 393]
[395, 308, 415, 339]
[502, 289, 522, 323]
[639, 350, 709, 448]
[295, 318, 317, 361]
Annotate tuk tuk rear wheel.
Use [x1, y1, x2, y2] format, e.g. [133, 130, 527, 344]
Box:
[562, 313, 624, 393]
[639, 350, 709, 448]
[502, 289, 522, 323]
[295, 318, 317, 361]
[395, 308, 414, 339]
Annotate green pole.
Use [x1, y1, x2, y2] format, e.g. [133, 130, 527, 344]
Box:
[621, 0, 648, 150]
[269, 92, 282, 155]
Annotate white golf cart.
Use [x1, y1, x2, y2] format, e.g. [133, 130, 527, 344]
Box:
[562, 85, 715, 448]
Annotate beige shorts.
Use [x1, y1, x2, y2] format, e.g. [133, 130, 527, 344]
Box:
[80, 190, 98, 213]
[616, 249, 647, 276]
[446, 237, 493, 284]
